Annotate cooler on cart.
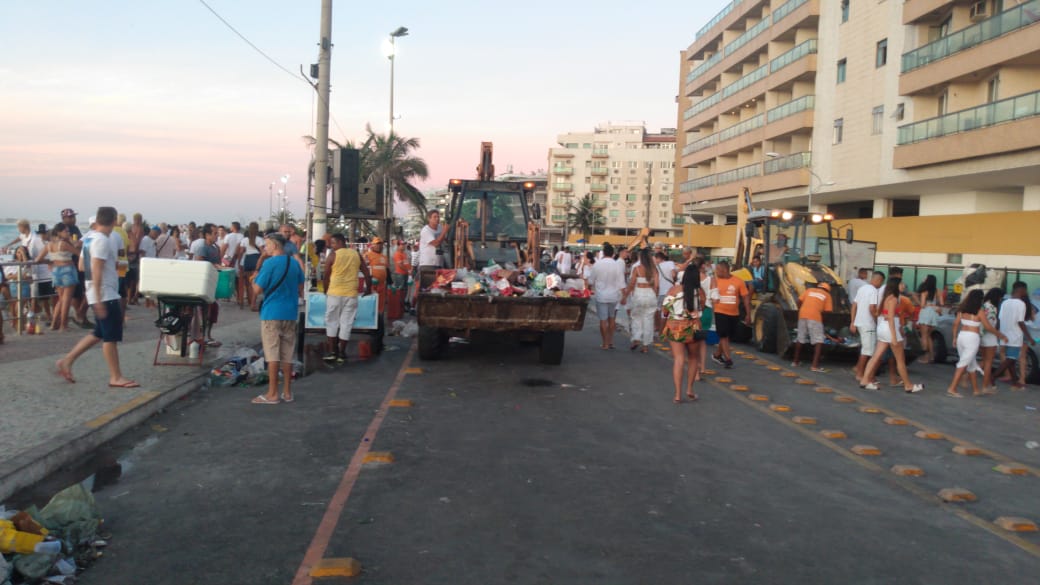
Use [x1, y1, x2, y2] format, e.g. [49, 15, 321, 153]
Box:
[139, 258, 218, 366]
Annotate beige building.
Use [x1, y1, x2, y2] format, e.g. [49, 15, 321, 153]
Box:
[676, 0, 1040, 267]
[547, 123, 682, 243]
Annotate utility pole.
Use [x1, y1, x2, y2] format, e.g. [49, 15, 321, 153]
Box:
[311, 0, 333, 240]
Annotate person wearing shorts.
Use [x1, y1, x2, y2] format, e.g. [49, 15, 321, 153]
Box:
[322, 234, 370, 363]
[851, 271, 885, 382]
[710, 261, 750, 369]
[251, 233, 306, 405]
[791, 282, 834, 372]
[55, 206, 139, 388]
[588, 242, 625, 350]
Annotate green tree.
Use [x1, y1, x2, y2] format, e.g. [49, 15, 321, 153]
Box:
[567, 194, 604, 245]
[360, 124, 430, 215]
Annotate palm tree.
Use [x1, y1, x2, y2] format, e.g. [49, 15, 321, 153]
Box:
[567, 194, 604, 247]
[360, 124, 430, 215]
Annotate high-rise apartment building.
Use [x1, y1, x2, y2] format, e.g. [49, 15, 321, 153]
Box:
[676, 0, 1040, 226]
[547, 123, 681, 242]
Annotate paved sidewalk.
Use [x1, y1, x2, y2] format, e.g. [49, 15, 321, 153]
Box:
[0, 301, 263, 500]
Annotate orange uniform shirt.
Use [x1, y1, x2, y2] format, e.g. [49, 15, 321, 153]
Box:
[714, 276, 748, 316]
[365, 249, 389, 311]
[798, 288, 833, 322]
[393, 248, 411, 275]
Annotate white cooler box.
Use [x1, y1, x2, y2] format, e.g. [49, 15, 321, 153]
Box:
[139, 257, 218, 303]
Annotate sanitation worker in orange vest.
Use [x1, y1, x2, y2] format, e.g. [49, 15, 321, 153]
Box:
[364, 237, 389, 313]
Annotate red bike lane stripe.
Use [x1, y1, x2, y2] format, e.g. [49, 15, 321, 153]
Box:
[291, 341, 417, 585]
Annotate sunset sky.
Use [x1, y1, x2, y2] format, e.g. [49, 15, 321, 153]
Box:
[1, 0, 723, 224]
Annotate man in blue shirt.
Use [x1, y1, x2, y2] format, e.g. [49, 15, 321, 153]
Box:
[251, 233, 305, 405]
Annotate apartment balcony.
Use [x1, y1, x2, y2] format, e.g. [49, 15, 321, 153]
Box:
[683, 39, 817, 131]
[552, 183, 573, 192]
[679, 152, 811, 202]
[590, 167, 609, 176]
[681, 96, 815, 167]
[672, 216, 687, 226]
[684, 0, 818, 96]
[552, 165, 573, 175]
[591, 148, 610, 158]
[591, 183, 609, 193]
[552, 198, 571, 207]
[590, 197, 608, 208]
[894, 90, 1040, 168]
[900, 1, 1040, 95]
[686, 0, 771, 62]
[903, 0, 967, 25]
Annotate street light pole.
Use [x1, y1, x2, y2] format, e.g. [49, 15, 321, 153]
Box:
[387, 27, 408, 136]
[385, 26, 408, 254]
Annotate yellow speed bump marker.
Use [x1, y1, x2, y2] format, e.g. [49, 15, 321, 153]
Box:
[755, 360, 770, 366]
[389, 399, 414, 408]
[820, 430, 847, 439]
[994, 517, 1039, 532]
[733, 350, 746, 355]
[891, 465, 925, 477]
[814, 386, 834, 394]
[938, 488, 977, 503]
[994, 464, 1029, 476]
[742, 354, 757, 360]
[858, 406, 882, 414]
[915, 430, 944, 440]
[792, 416, 817, 425]
[780, 372, 798, 378]
[833, 395, 856, 403]
[883, 417, 909, 426]
[749, 394, 769, 402]
[729, 384, 750, 392]
[770, 404, 791, 412]
[953, 445, 982, 456]
[851, 445, 882, 456]
[796, 379, 816, 385]
[703, 369, 717, 375]
[405, 367, 423, 374]
[363, 452, 395, 464]
[715, 377, 734, 384]
[767, 366, 782, 371]
[310, 558, 362, 578]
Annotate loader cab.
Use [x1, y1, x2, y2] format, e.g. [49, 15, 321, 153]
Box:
[446, 179, 535, 268]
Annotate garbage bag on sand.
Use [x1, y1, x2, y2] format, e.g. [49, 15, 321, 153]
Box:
[36, 484, 102, 547]
[401, 321, 419, 338]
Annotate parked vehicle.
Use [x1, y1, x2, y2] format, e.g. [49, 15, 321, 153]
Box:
[933, 296, 1040, 384]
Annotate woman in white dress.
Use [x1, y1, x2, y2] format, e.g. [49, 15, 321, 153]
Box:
[946, 289, 1006, 398]
[621, 248, 659, 353]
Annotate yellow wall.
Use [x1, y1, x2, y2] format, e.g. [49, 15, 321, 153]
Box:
[677, 211, 1040, 255]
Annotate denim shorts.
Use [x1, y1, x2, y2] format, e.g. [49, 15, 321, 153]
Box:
[53, 264, 79, 288]
[595, 301, 618, 321]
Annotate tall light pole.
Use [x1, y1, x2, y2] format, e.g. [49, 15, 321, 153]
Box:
[268, 182, 275, 219]
[386, 26, 408, 135]
[384, 26, 408, 251]
[280, 174, 290, 221]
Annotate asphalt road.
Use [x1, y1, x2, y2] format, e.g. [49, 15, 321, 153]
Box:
[13, 318, 1040, 585]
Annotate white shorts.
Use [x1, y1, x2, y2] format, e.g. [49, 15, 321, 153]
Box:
[325, 294, 359, 340]
[877, 318, 903, 345]
[858, 328, 877, 356]
[981, 331, 998, 348]
[796, 319, 825, 345]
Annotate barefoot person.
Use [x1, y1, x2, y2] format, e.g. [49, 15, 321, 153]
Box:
[946, 289, 1007, 398]
[661, 266, 707, 403]
[55, 207, 139, 388]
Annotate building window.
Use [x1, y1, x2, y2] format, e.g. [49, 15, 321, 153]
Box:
[660, 194, 669, 202]
[876, 39, 887, 68]
[612, 161, 623, 168]
[628, 161, 639, 168]
[582, 143, 591, 149]
[609, 210, 619, 218]
[626, 194, 637, 202]
[565, 143, 578, 148]
[833, 118, 844, 144]
[659, 211, 669, 219]
[871, 106, 884, 135]
[836, 59, 847, 84]
[626, 210, 637, 218]
[841, 0, 850, 22]
[987, 75, 1000, 103]
[938, 90, 948, 116]
[610, 194, 620, 201]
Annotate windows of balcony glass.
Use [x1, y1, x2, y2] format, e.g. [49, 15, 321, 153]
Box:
[876, 39, 887, 68]
[837, 59, 847, 84]
[833, 118, 844, 144]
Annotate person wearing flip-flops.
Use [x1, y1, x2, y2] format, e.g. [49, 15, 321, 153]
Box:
[251, 233, 306, 405]
[858, 277, 924, 394]
[55, 206, 140, 389]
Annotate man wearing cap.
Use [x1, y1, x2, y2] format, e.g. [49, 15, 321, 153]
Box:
[792, 282, 834, 372]
[56, 206, 139, 388]
[364, 237, 389, 314]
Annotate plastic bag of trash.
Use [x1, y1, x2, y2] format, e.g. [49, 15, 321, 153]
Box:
[210, 357, 248, 387]
[1, 553, 11, 582]
[13, 552, 56, 581]
[390, 320, 407, 336]
[242, 356, 266, 379]
[231, 347, 259, 360]
[401, 321, 419, 338]
[36, 483, 102, 547]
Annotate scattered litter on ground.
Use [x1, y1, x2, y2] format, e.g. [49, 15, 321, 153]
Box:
[1026, 406, 1037, 411]
[1027, 441, 1039, 449]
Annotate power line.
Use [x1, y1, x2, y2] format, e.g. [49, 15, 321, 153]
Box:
[197, 0, 305, 84]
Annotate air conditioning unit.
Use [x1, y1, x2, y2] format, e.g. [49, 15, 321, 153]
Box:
[969, 1, 989, 22]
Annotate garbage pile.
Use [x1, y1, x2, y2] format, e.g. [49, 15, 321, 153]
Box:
[1, 484, 105, 584]
[207, 347, 284, 387]
[425, 263, 591, 299]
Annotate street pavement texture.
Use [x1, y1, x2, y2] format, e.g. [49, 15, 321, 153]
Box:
[0, 301, 262, 499]
[7, 316, 1040, 584]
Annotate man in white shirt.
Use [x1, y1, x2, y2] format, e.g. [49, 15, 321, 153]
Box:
[56, 206, 138, 388]
[221, 221, 244, 267]
[850, 270, 885, 382]
[588, 242, 626, 349]
[554, 247, 573, 276]
[994, 281, 1036, 389]
[847, 268, 870, 302]
[653, 251, 676, 334]
[139, 226, 158, 259]
[418, 210, 446, 268]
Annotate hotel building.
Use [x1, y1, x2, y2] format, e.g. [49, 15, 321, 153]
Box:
[676, 0, 1040, 269]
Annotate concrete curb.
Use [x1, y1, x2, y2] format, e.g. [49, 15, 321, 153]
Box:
[0, 368, 211, 502]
